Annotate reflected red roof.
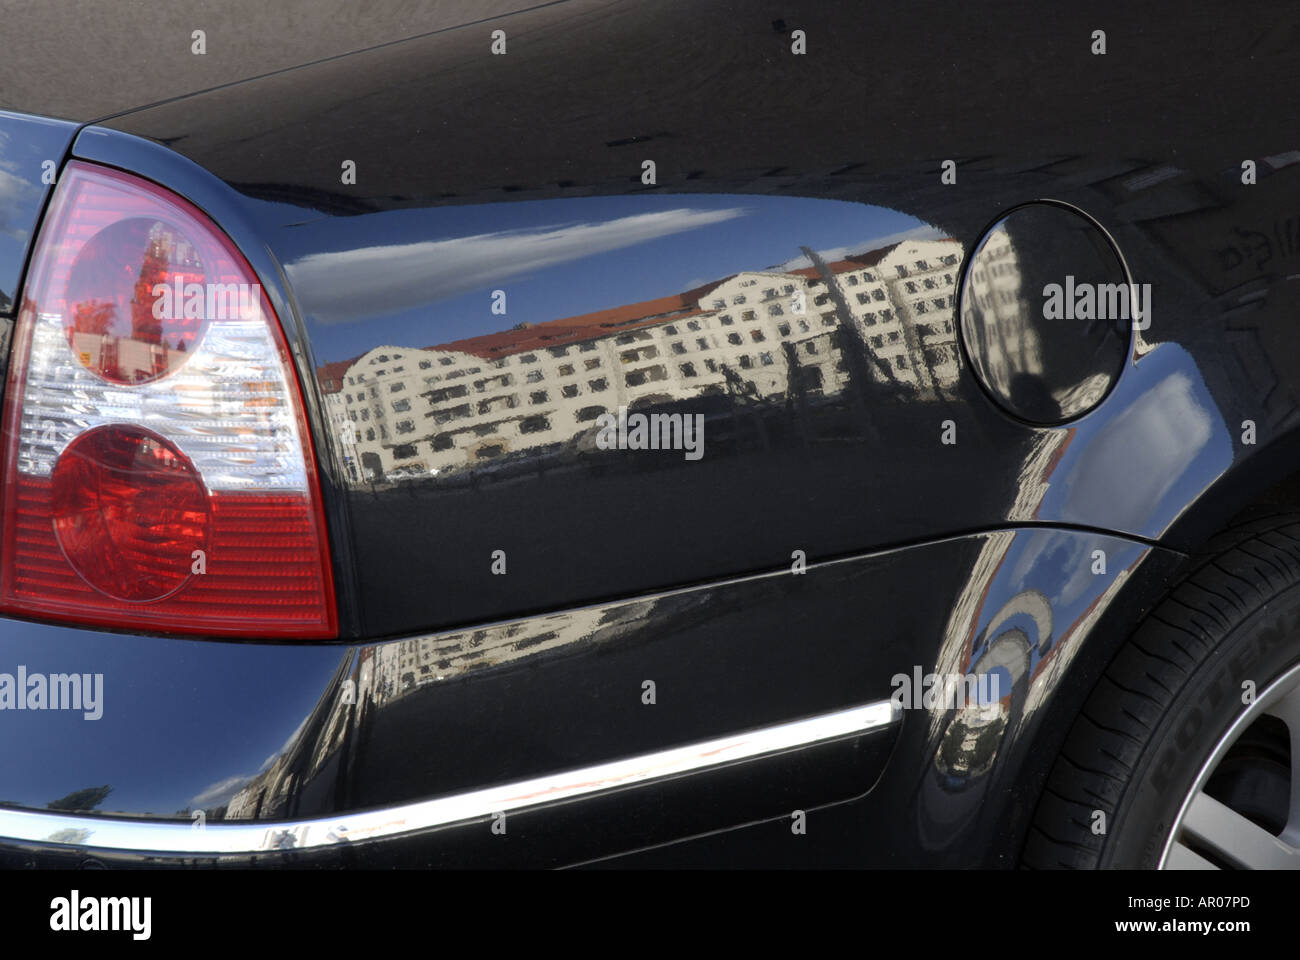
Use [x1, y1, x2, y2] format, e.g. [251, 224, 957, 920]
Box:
[317, 358, 354, 394]
[440, 290, 708, 360]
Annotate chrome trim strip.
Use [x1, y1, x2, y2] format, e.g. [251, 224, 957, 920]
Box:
[0, 700, 899, 855]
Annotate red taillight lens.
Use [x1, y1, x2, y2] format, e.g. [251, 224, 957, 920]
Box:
[0, 161, 336, 638]
[52, 425, 210, 603]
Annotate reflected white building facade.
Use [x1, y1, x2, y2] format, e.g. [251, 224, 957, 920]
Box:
[319, 239, 965, 480]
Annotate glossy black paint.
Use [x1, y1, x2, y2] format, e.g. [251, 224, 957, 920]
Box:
[0, 112, 77, 316]
[65, 138, 1253, 642]
[959, 202, 1132, 424]
[0, 524, 1181, 868]
[68, 1, 1300, 638]
[1, 0, 1299, 868]
[0, 530, 1060, 816]
[0, 2, 550, 123]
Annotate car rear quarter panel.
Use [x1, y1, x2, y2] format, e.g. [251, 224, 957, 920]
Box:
[3, 0, 1300, 867]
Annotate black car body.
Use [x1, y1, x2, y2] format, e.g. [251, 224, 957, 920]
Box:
[1, 0, 1300, 869]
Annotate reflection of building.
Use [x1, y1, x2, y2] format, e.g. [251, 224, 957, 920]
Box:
[319, 239, 963, 479]
[217, 596, 673, 820]
[960, 223, 1114, 417]
[225, 752, 294, 819]
[67, 330, 188, 383]
[317, 364, 360, 481]
[958, 224, 1042, 401]
[359, 606, 611, 705]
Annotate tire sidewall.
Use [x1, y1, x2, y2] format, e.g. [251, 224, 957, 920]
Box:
[1101, 583, 1300, 867]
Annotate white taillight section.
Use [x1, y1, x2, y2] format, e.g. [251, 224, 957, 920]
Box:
[19, 315, 310, 492]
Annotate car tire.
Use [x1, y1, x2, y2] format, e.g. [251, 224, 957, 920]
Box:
[1023, 515, 1300, 869]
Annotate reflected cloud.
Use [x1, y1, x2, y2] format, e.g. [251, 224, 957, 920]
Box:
[190, 773, 255, 809]
[1062, 363, 1221, 531]
[775, 224, 948, 271]
[0, 167, 34, 243]
[292, 207, 750, 323]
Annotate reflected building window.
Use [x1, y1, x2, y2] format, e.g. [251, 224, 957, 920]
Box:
[321, 234, 971, 481]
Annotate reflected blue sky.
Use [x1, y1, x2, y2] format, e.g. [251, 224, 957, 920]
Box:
[1046, 342, 1234, 538]
[272, 194, 938, 362]
[0, 620, 346, 815]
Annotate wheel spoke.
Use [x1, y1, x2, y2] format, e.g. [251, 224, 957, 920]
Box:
[1264, 684, 1300, 840]
[1182, 790, 1300, 869]
[1164, 841, 1219, 870]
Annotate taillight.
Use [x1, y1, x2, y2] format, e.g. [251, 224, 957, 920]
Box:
[0, 161, 336, 638]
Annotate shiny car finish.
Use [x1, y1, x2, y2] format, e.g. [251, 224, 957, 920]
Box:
[0, 0, 1299, 868]
[0, 113, 77, 316]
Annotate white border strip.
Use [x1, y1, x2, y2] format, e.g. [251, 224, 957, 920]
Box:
[0, 700, 899, 855]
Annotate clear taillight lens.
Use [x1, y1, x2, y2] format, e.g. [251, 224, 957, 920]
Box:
[0, 161, 336, 638]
